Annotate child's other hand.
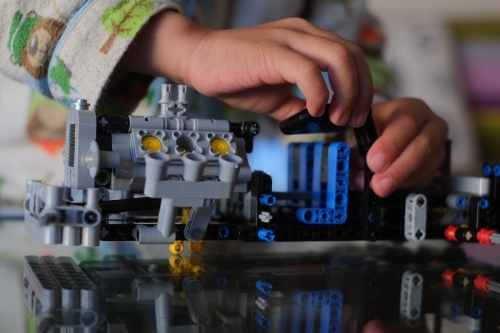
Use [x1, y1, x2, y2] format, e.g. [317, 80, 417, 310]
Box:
[354, 98, 448, 197]
[122, 11, 373, 127]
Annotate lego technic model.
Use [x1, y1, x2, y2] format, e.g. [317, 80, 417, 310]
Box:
[22, 84, 500, 247]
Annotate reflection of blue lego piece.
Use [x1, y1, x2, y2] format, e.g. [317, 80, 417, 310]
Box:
[449, 303, 461, 317]
[256, 280, 272, 295]
[255, 314, 271, 329]
[293, 290, 343, 333]
[218, 227, 230, 239]
[257, 229, 275, 242]
[216, 276, 227, 288]
[472, 307, 483, 319]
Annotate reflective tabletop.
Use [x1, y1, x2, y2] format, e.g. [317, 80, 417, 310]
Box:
[19, 243, 500, 333]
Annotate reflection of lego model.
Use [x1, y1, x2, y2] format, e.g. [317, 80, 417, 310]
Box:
[23, 251, 500, 333]
[23, 256, 98, 332]
[22, 84, 500, 247]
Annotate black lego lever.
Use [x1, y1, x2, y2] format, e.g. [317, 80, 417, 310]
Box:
[229, 121, 260, 153]
[278, 105, 378, 155]
[278, 104, 345, 135]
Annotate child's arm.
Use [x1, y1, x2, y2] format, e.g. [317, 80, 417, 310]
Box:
[119, 10, 374, 127]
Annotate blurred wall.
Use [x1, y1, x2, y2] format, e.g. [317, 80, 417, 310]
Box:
[368, 0, 500, 174]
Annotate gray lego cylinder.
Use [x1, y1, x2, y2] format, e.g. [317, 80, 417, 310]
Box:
[99, 151, 120, 168]
[80, 289, 98, 309]
[156, 292, 172, 333]
[44, 185, 63, 206]
[177, 85, 188, 104]
[145, 152, 171, 182]
[62, 288, 80, 308]
[26, 180, 41, 215]
[85, 188, 100, 209]
[158, 198, 176, 240]
[44, 224, 62, 244]
[218, 154, 243, 183]
[134, 225, 176, 244]
[446, 194, 468, 209]
[73, 99, 90, 110]
[81, 227, 100, 247]
[63, 226, 82, 246]
[182, 153, 208, 182]
[181, 118, 230, 132]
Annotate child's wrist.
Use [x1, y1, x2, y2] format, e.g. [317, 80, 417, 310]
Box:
[119, 10, 210, 85]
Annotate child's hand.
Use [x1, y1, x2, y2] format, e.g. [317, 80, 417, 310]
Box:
[354, 98, 448, 197]
[121, 10, 373, 127]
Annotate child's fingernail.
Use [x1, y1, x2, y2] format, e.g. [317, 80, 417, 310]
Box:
[339, 112, 349, 125]
[356, 113, 366, 127]
[370, 153, 387, 171]
[374, 177, 394, 196]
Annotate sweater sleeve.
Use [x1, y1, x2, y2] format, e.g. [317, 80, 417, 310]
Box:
[0, 0, 181, 114]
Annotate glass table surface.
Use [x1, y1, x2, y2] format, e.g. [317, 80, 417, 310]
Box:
[16, 242, 500, 333]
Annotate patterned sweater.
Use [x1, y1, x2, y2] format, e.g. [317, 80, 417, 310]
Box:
[0, 0, 389, 115]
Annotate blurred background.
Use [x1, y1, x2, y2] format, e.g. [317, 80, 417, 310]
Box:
[0, 0, 500, 331]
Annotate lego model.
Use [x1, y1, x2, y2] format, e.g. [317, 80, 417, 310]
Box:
[22, 84, 500, 247]
[23, 248, 500, 333]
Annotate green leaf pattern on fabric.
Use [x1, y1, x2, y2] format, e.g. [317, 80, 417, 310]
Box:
[7, 11, 41, 65]
[100, 0, 154, 54]
[50, 56, 71, 95]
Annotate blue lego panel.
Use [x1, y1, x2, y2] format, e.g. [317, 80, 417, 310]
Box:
[288, 143, 299, 194]
[312, 143, 327, 207]
[296, 142, 349, 224]
[298, 143, 315, 195]
[326, 142, 349, 212]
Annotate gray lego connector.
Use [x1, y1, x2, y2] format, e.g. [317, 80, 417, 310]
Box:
[404, 193, 427, 241]
[400, 271, 423, 324]
[24, 181, 102, 246]
[158, 83, 188, 117]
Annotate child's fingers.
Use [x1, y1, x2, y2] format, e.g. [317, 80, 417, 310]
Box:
[283, 34, 361, 124]
[271, 18, 374, 127]
[366, 110, 428, 174]
[370, 122, 447, 197]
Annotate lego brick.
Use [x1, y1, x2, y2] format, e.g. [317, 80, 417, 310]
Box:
[404, 193, 427, 241]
